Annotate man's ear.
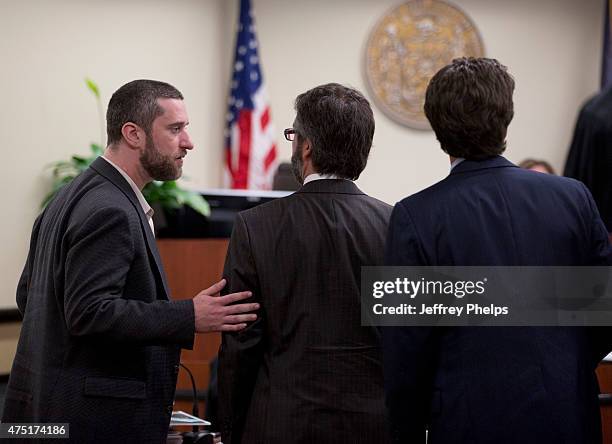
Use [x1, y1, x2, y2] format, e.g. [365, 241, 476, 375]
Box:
[302, 138, 312, 162]
[121, 122, 145, 149]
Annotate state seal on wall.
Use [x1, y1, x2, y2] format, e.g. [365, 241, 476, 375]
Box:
[364, 0, 485, 130]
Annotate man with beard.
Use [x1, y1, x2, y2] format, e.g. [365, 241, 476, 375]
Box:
[3, 80, 259, 443]
[218, 83, 392, 443]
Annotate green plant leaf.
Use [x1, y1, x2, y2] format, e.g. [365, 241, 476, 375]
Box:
[90, 143, 103, 156]
[184, 192, 211, 217]
[141, 180, 210, 216]
[71, 155, 88, 166]
[41, 175, 75, 208]
[50, 161, 77, 176]
[85, 78, 100, 99]
[41, 191, 55, 209]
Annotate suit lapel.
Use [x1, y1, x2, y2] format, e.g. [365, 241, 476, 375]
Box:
[89, 157, 171, 300]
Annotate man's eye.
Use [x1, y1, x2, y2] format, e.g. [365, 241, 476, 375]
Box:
[171, 126, 181, 134]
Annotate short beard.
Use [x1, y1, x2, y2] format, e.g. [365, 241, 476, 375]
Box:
[291, 141, 304, 185]
[140, 134, 180, 181]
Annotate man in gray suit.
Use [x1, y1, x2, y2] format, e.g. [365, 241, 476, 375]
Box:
[218, 83, 392, 444]
[3, 80, 259, 443]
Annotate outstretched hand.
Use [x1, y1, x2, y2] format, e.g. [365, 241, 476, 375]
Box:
[193, 279, 259, 333]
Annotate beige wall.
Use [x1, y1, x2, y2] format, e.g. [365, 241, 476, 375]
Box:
[254, 0, 602, 203]
[0, 0, 603, 316]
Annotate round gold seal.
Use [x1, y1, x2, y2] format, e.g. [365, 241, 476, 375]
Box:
[364, 0, 485, 130]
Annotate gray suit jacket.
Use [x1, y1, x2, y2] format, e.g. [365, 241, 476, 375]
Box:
[218, 179, 392, 444]
[3, 157, 195, 443]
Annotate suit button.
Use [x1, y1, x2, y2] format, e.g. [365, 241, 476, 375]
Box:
[167, 405, 173, 415]
[174, 364, 179, 374]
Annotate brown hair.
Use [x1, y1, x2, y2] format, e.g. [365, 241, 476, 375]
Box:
[518, 158, 556, 174]
[424, 57, 515, 159]
[106, 79, 183, 145]
[294, 83, 374, 180]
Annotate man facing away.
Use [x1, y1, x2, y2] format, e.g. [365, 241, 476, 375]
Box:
[3, 80, 259, 443]
[218, 83, 392, 444]
[382, 58, 612, 444]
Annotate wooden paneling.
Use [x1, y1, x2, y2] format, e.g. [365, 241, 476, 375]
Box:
[158, 239, 228, 417]
[599, 362, 612, 393]
[597, 362, 612, 443]
[182, 334, 222, 362]
[158, 239, 229, 300]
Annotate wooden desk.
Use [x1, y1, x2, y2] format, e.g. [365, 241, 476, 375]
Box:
[597, 361, 612, 443]
[158, 239, 228, 415]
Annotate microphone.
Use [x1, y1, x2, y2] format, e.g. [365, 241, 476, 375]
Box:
[179, 363, 200, 433]
[179, 363, 218, 444]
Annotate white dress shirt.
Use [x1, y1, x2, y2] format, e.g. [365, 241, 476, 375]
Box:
[303, 173, 342, 185]
[100, 156, 155, 236]
[450, 157, 465, 171]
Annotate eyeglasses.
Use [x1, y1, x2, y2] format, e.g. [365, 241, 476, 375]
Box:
[284, 128, 297, 142]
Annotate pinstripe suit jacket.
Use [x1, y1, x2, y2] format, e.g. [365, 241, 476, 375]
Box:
[218, 179, 392, 444]
[2, 157, 195, 443]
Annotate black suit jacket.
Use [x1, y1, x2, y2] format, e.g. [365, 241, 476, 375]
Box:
[2, 157, 195, 443]
[218, 179, 392, 444]
[383, 156, 612, 444]
[564, 87, 612, 231]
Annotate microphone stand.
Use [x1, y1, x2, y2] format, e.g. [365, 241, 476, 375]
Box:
[179, 363, 215, 444]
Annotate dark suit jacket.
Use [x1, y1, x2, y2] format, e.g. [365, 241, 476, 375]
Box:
[564, 87, 612, 231]
[2, 157, 195, 444]
[382, 156, 612, 444]
[218, 179, 392, 444]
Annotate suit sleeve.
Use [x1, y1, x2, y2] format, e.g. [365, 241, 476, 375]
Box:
[382, 202, 437, 444]
[63, 205, 195, 348]
[218, 212, 264, 444]
[16, 214, 43, 315]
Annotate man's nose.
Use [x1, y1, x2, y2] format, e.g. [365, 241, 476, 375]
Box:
[181, 131, 194, 150]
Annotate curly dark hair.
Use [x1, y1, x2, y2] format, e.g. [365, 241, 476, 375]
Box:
[294, 83, 374, 180]
[424, 57, 515, 159]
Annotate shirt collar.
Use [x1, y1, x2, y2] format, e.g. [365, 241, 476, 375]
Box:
[303, 173, 344, 185]
[450, 157, 465, 172]
[100, 156, 153, 218]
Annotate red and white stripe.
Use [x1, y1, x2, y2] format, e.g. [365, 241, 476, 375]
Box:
[224, 88, 277, 189]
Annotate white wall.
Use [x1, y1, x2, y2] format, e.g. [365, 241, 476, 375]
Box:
[0, 0, 603, 312]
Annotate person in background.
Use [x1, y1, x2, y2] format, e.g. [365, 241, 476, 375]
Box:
[218, 83, 391, 444]
[565, 87, 612, 233]
[518, 158, 556, 174]
[3, 80, 258, 443]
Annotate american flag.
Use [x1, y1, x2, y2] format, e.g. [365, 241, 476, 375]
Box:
[224, 0, 278, 189]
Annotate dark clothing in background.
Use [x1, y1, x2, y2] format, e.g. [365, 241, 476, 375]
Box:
[218, 179, 392, 444]
[565, 87, 612, 232]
